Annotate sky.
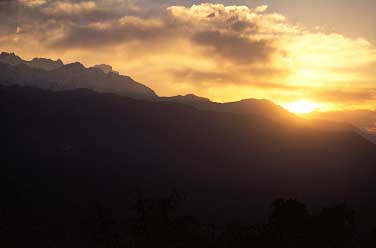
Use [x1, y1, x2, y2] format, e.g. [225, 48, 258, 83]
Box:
[1, 0, 376, 111]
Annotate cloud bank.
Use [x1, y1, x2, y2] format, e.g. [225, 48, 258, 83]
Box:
[0, 0, 376, 110]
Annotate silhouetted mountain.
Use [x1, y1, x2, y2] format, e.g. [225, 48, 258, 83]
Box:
[0, 54, 157, 99]
[0, 52, 22, 65]
[93, 64, 119, 75]
[0, 52, 307, 123]
[160, 94, 297, 123]
[301, 117, 376, 145]
[0, 52, 63, 71]
[161, 94, 211, 103]
[1, 55, 376, 246]
[27, 57, 64, 71]
[161, 94, 376, 144]
[308, 110, 376, 143]
[2, 86, 376, 232]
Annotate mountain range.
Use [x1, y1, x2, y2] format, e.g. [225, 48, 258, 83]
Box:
[0, 52, 64, 70]
[0, 52, 157, 100]
[2, 85, 376, 246]
[2, 52, 376, 137]
[0, 52, 303, 129]
[2, 53, 376, 245]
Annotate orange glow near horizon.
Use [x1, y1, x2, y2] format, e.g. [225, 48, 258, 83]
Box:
[283, 100, 321, 114]
[1, 3, 376, 112]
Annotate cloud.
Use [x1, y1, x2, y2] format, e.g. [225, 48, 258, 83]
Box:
[0, 2, 375, 109]
[310, 88, 376, 103]
[50, 16, 168, 47]
[18, 0, 47, 7]
[41, 1, 99, 16]
[170, 68, 231, 84]
[169, 66, 290, 88]
[48, 3, 281, 64]
[192, 30, 272, 63]
[0, 1, 19, 35]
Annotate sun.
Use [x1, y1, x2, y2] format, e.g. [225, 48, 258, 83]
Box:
[283, 100, 320, 114]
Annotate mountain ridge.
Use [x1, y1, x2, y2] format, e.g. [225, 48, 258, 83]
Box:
[2, 85, 376, 245]
[2, 85, 376, 209]
[0, 52, 64, 71]
[0, 53, 157, 100]
[0, 52, 297, 122]
[2, 52, 375, 141]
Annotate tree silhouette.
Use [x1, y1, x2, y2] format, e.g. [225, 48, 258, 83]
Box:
[129, 190, 214, 248]
[84, 204, 120, 248]
[370, 227, 376, 247]
[130, 191, 184, 247]
[311, 203, 356, 248]
[267, 198, 310, 247]
[0, 208, 8, 246]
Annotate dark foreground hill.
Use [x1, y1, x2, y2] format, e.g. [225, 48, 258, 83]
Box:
[2, 86, 376, 246]
[159, 94, 298, 123]
[160, 94, 376, 144]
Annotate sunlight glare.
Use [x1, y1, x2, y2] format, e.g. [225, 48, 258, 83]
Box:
[283, 100, 320, 114]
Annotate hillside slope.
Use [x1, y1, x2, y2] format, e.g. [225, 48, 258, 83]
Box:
[2, 86, 376, 209]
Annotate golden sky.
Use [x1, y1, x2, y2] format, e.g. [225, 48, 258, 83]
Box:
[1, 0, 376, 112]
